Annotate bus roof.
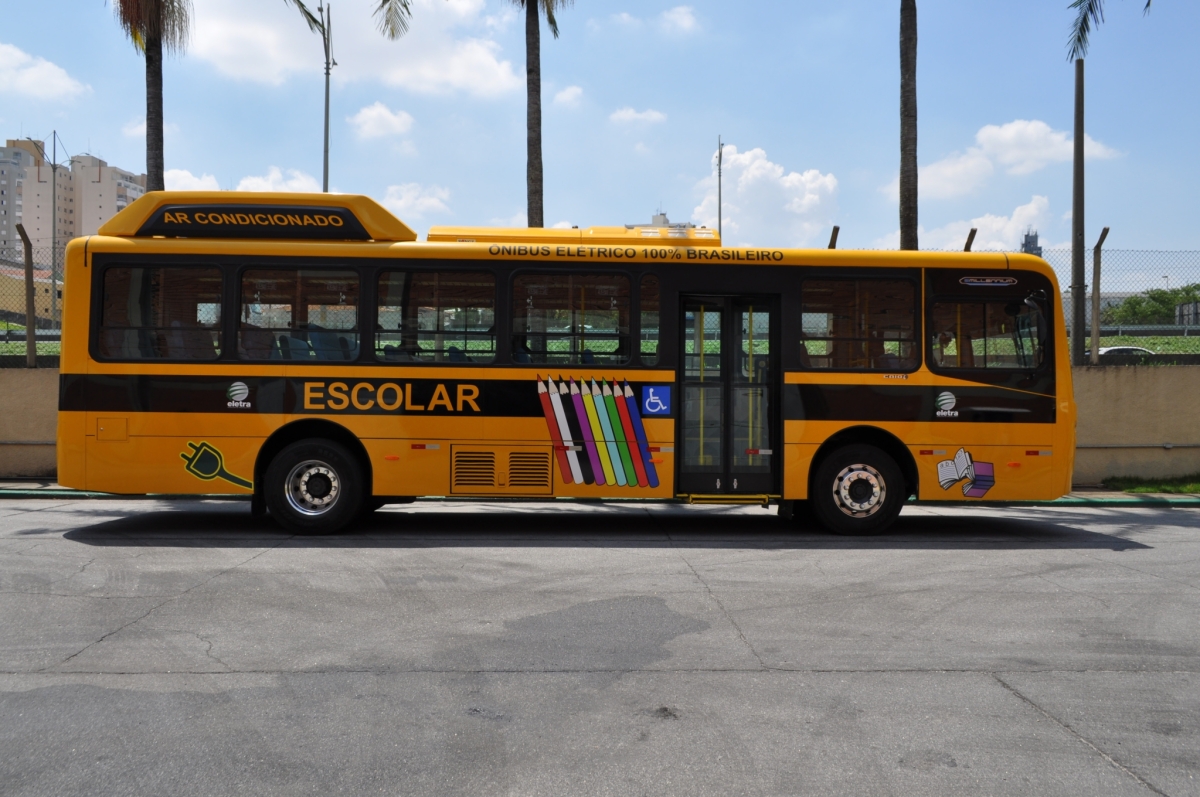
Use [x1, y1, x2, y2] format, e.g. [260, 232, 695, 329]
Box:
[97, 191, 419, 242]
[95, 191, 723, 247]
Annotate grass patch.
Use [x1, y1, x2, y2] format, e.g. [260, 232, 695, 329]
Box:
[1097, 336, 1200, 354]
[1102, 473, 1200, 494]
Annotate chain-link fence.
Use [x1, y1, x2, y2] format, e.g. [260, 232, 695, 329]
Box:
[0, 245, 63, 367]
[1041, 249, 1200, 357]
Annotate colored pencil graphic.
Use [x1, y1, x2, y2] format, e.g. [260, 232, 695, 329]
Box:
[613, 381, 648, 487]
[558, 377, 594, 484]
[570, 378, 604, 485]
[591, 379, 626, 486]
[602, 380, 637, 484]
[583, 380, 617, 485]
[538, 376, 572, 482]
[623, 380, 659, 488]
[547, 376, 584, 484]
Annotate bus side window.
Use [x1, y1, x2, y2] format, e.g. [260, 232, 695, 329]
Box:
[928, 300, 1044, 370]
[97, 266, 222, 361]
[239, 270, 359, 362]
[376, 271, 496, 364]
[640, 274, 660, 366]
[511, 273, 631, 366]
[799, 278, 917, 371]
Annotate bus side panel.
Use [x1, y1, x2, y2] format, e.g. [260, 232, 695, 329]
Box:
[912, 445, 1063, 501]
[85, 433, 258, 495]
[783, 435, 815, 500]
[56, 411, 87, 489]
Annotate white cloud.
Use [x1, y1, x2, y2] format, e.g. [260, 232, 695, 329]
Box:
[348, 102, 414, 138]
[236, 167, 321, 192]
[660, 6, 698, 34]
[0, 43, 89, 100]
[692, 143, 838, 247]
[611, 12, 641, 27]
[165, 169, 221, 191]
[551, 220, 574, 229]
[554, 85, 583, 106]
[875, 195, 1052, 251]
[383, 182, 451, 218]
[190, 0, 521, 96]
[490, 211, 527, 227]
[976, 119, 1117, 175]
[610, 107, 666, 124]
[885, 119, 1119, 200]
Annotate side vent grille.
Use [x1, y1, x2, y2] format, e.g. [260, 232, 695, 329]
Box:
[453, 451, 496, 488]
[508, 451, 551, 489]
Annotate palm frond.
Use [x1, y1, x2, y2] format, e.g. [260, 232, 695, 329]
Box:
[113, 0, 192, 54]
[1067, 0, 1105, 60]
[544, 0, 572, 39]
[282, 0, 325, 35]
[374, 0, 413, 40]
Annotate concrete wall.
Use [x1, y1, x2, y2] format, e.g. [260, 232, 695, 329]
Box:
[1073, 366, 1200, 485]
[3, 366, 1199, 484]
[0, 367, 57, 478]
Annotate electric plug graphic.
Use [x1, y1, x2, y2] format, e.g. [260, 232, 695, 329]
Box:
[181, 441, 253, 489]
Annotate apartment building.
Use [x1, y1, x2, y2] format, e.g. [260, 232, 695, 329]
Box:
[2, 140, 147, 252]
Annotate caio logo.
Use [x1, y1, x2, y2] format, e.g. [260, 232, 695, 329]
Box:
[227, 381, 251, 409]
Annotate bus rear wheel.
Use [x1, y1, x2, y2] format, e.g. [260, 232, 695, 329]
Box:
[265, 439, 364, 535]
[811, 444, 905, 535]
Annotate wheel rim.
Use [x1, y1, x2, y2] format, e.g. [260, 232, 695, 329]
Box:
[284, 459, 341, 516]
[832, 462, 886, 518]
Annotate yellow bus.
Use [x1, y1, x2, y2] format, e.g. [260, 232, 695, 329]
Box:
[56, 192, 1074, 534]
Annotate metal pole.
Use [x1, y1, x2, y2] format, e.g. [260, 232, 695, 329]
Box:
[16, 223, 35, 368]
[1090, 226, 1109, 365]
[321, 4, 332, 193]
[717, 135, 722, 241]
[964, 228, 977, 252]
[828, 226, 840, 249]
[1071, 59, 1086, 366]
[50, 134, 59, 330]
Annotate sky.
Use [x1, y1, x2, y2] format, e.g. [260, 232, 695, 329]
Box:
[4, 0, 1199, 251]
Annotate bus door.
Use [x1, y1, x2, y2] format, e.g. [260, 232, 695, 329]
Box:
[678, 297, 779, 495]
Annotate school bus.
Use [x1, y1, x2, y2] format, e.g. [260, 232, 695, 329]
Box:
[56, 192, 1074, 534]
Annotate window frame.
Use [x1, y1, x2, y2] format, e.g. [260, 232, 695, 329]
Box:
[91, 261, 227, 363]
[796, 272, 922, 374]
[373, 267, 500, 366]
[235, 264, 365, 365]
[508, 267, 639, 368]
[924, 293, 1051, 376]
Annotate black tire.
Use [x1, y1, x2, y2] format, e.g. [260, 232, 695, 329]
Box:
[264, 438, 364, 535]
[810, 444, 905, 535]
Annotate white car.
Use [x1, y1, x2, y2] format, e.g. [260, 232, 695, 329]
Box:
[1096, 346, 1155, 356]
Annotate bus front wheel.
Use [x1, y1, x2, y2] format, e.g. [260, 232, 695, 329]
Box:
[265, 438, 364, 535]
[811, 444, 904, 535]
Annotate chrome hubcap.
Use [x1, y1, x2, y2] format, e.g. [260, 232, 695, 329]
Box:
[285, 460, 340, 516]
[833, 463, 886, 517]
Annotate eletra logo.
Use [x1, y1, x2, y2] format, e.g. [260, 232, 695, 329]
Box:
[227, 382, 251, 408]
[936, 391, 959, 418]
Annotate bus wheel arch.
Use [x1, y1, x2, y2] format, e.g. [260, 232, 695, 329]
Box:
[810, 426, 918, 501]
[254, 419, 374, 511]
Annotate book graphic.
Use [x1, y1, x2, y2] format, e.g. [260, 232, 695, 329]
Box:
[937, 447, 995, 497]
[536, 376, 656, 488]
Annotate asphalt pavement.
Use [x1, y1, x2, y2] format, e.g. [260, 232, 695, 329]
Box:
[1, 498, 1197, 796]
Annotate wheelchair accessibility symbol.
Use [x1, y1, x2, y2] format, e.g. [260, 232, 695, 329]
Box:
[642, 386, 671, 416]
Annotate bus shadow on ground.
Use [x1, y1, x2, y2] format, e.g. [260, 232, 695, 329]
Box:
[57, 502, 1157, 551]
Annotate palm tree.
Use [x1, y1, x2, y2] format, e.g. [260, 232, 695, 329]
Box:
[114, 0, 191, 192]
[1068, 0, 1152, 59]
[899, 0, 918, 250]
[116, 0, 329, 193]
[510, 0, 572, 228]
